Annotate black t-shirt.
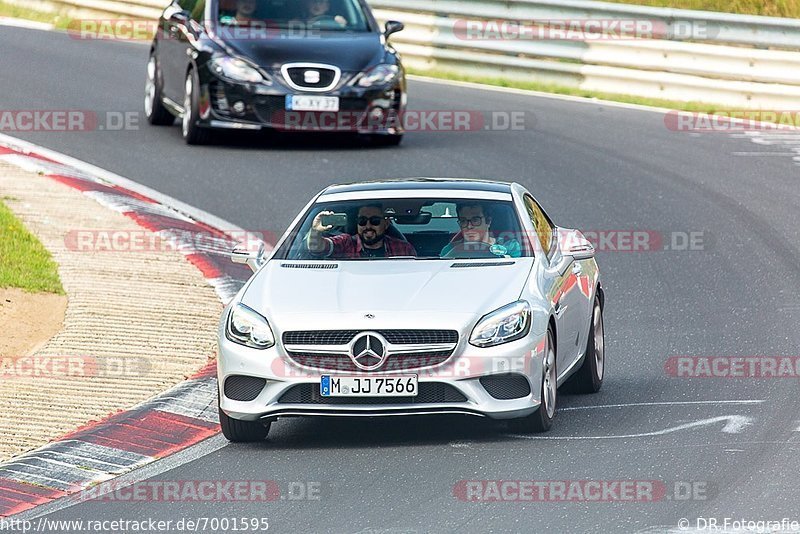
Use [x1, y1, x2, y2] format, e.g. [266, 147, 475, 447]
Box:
[360, 244, 386, 258]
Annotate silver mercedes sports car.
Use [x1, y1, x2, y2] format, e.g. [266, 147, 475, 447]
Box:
[217, 178, 605, 441]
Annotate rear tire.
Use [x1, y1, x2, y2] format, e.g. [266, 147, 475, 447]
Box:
[569, 295, 604, 393]
[219, 404, 270, 442]
[182, 69, 213, 145]
[509, 329, 556, 433]
[144, 54, 174, 126]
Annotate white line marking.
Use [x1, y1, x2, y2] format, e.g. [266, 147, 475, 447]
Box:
[559, 400, 764, 411]
[0, 17, 53, 31]
[732, 152, 800, 156]
[506, 415, 755, 440]
[12, 435, 229, 521]
[0, 133, 250, 240]
[409, 75, 675, 115]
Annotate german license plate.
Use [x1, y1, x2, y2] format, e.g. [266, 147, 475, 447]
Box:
[286, 95, 340, 112]
[320, 375, 418, 397]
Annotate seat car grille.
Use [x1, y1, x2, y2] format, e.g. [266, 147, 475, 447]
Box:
[283, 330, 458, 345]
[479, 374, 532, 400]
[277, 383, 467, 405]
[283, 66, 338, 90]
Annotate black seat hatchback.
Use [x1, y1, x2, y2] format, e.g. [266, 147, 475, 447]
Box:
[145, 0, 406, 145]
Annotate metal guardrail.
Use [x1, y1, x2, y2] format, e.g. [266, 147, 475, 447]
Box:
[10, 0, 800, 108]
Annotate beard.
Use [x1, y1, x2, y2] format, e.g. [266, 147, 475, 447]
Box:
[360, 229, 383, 246]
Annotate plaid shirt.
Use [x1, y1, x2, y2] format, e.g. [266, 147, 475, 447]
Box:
[321, 233, 417, 258]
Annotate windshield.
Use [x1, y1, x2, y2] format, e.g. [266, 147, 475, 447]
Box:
[279, 198, 533, 260]
[218, 0, 370, 32]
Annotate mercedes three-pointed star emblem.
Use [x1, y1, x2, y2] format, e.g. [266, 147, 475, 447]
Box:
[349, 332, 388, 371]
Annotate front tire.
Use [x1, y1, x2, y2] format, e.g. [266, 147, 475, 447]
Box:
[144, 54, 174, 126]
[509, 329, 556, 433]
[219, 404, 270, 442]
[569, 295, 605, 393]
[182, 69, 212, 145]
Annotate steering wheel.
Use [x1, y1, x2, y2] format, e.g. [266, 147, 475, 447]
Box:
[308, 15, 345, 28]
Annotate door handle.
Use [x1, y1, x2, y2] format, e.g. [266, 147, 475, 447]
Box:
[572, 262, 582, 276]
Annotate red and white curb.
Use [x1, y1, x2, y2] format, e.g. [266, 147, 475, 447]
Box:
[0, 136, 255, 517]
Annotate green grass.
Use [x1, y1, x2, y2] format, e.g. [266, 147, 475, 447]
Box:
[0, 2, 73, 30]
[0, 201, 64, 294]
[408, 67, 727, 113]
[602, 0, 800, 18]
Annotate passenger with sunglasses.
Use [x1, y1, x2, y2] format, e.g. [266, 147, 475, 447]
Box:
[441, 203, 522, 258]
[306, 205, 417, 258]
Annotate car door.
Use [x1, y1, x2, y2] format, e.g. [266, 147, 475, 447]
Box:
[523, 195, 584, 377]
[160, 0, 204, 103]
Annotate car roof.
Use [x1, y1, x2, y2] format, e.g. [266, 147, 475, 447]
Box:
[321, 178, 514, 196]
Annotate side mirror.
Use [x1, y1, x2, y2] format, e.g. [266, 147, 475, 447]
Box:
[559, 228, 595, 261]
[564, 230, 594, 261]
[551, 228, 594, 274]
[231, 241, 267, 272]
[384, 20, 404, 37]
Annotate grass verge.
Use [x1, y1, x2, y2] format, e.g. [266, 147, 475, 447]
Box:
[0, 200, 64, 294]
[0, 1, 73, 30]
[602, 0, 799, 18]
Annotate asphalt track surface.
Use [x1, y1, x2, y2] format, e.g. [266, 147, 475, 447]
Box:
[2, 25, 800, 533]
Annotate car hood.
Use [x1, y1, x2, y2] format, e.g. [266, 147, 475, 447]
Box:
[219, 32, 386, 72]
[241, 259, 533, 328]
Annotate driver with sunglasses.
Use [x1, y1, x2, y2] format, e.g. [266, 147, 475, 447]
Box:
[307, 204, 417, 258]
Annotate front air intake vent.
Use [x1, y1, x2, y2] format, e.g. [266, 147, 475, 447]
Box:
[280, 263, 339, 269]
[480, 374, 532, 400]
[224, 375, 267, 401]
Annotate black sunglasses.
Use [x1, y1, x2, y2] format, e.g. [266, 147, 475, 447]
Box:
[357, 216, 384, 226]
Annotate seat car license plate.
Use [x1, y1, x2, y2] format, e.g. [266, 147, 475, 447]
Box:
[286, 95, 340, 112]
[320, 375, 418, 397]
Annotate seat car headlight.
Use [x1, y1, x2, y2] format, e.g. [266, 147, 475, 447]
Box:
[357, 64, 399, 87]
[226, 303, 275, 349]
[469, 300, 531, 347]
[210, 57, 269, 84]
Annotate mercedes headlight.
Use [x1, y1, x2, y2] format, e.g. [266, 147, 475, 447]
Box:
[357, 64, 399, 87]
[469, 301, 531, 347]
[210, 57, 269, 84]
[226, 303, 275, 349]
